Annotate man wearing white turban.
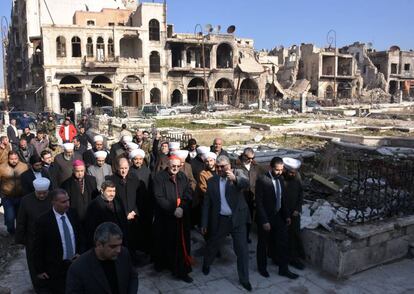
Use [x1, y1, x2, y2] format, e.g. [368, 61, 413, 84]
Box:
[87, 151, 113, 190]
[83, 135, 110, 168]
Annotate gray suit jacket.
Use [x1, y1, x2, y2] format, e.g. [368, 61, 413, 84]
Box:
[87, 164, 113, 190]
[66, 247, 138, 294]
[201, 169, 251, 235]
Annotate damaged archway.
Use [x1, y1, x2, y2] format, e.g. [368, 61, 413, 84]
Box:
[240, 78, 259, 105]
[91, 76, 113, 107]
[214, 78, 234, 103]
[59, 75, 82, 111]
[338, 82, 352, 99]
[150, 88, 161, 104]
[188, 78, 209, 105]
[325, 85, 334, 98]
[122, 75, 143, 107]
[216, 43, 233, 68]
[171, 89, 183, 105]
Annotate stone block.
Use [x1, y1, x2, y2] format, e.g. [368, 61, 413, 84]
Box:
[344, 222, 395, 239]
[369, 232, 391, 246]
[384, 237, 409, 261]
[396, 215, 414, 228]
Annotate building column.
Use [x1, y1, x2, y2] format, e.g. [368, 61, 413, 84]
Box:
[44, 84, 53, 111]
[182, 49, 187, 67]
[82, 86, 92, 109]
[51, 85, 60, 113]
[182, 91, 188, 104]
[113, 87, 122, 107]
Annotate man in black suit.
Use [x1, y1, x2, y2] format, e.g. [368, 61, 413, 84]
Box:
[61, 160, 99, 222]
[20, 155, 50, 196]
[255, 157, 298, 279]
[84, 180, 128, 248]
[201, 155, 252, 291]
[7, 118, 19, 150]
[66, 222, 138, 294]
[33, 189, 84, 294]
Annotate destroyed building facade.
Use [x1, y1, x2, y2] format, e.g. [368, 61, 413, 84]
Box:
[7, 0, 266, 113]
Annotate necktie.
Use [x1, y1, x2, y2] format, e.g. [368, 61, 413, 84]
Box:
[61, 215, 74, 259]
[275, 178, 281, 212]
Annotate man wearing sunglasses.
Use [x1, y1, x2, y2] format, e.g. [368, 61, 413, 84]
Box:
[201, 155, 252, 291]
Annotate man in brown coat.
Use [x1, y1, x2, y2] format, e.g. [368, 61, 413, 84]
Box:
[0, 151, 28, 234]
[0, 136, 11, 165]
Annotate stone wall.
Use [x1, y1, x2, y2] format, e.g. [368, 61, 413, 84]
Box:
[302, 216, 414, 278]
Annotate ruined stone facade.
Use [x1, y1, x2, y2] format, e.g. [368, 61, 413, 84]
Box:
[7, 0, 266, 113]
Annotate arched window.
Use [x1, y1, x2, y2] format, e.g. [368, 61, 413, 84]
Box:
[150, 51, 160, 73]
[56, 36, 66, 57]
[108, 38, 114, 58]
[86, 37, 94, 57]
[71, 36, 81, 57]
[149, 19, 160, 41]
[150, 88, 161, 104]
[96, 37, 105, 61]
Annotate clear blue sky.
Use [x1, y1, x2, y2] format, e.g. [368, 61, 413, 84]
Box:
[1, 0, 414, 87]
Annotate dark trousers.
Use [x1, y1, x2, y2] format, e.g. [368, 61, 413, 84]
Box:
[256, 212, 289, 272]
[204, 215, 249, 283]
[288, 215, 305, 261]
[2, 197, 21, 234]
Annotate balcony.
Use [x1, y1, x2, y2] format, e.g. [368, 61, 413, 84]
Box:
[82, 56, 119, 70]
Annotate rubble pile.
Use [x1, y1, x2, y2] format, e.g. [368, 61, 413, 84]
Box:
[360, 88, 392, 103]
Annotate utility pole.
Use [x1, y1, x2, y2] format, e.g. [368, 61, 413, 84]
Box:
[1, 16, 9, 111]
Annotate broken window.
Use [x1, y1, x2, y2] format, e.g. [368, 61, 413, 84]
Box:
[375, 64, 381, 70]
[108, 38, 114, 58]
[120, 37, 142, 59]
[150, 88, 161, 103]
[96, 37, 105, 61]
[71, 36, 81, 57]
[87, 20, 95, 26]
[108, 22, 115, 26]
[149, 19, 160, 41]
[150, 51, 160, 73]
[186, 50, 191, 65]
[171, 45, 183, 67]
[56, 36, 66, 57]
[391, 63, 398, 74]
[216, 43, 233, 68]
[86, 37, 94, 57]
[404, 63, 410, 71]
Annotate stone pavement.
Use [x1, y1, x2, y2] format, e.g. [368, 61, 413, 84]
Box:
[0, 224, 414, 294]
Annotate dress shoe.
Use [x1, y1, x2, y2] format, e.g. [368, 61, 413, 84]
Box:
[180, 275, 193, 283]
[259, 269, 270, 278]
[240, 281, 252, 291]
[279, 269, 299, 280]
[202, 265, 210, 275]
[290, 260, 305, 270]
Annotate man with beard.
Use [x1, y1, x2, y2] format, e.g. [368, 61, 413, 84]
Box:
[30, 130, 49, 157]
[0, 136, 12, 165]
[191, 146, 210, 182]
[21, 127, 35, 143]
[66, 222, 138, 294]
[255, 157, 298, 279]
[235, 147, 264, 243]
[171, 150, 196, 192]
[155, 141, 180, 173]
[185, 138, 198, 164]
[40, 150, 53, 171]
[21, 154, 51, 195]
[45, 115, 56, 140]
[87, 151, 113, 190]
[0, 151, 28, 234]
[15, 178, 52, 291]
[47, 136, 63, 160]
[61, 160, 99, 222]
[109, 135, 132, 166]
[76, 126, 89, 149]
[84, 181, 128, 248]
[73, 136, 87, 157]
[194, 152, 217, 226]
[16, 138, 38, 164]
[105, 158, 141, 260]
[282, 157, 305, 270]
[201, 155, 252, 291]
[152, 156, 193, 283]
[7, 118, 19, 150]
[132, 129, 144, 146]
[52, 143, 82, 186]
[83, 135, 109, 168]
[129, 149, 153, 254]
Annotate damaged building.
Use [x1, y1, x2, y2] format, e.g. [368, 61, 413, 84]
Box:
[7, 0, 266, 113]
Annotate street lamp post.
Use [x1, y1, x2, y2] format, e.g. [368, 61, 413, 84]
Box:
[327, 29, 337, 102]
[194, 24, 208, 107]
[1, 16, 9, 111]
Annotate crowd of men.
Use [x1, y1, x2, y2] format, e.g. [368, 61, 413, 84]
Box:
[0, 114, 305, 293]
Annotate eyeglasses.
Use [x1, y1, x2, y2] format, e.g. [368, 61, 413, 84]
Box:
[245, 156, 255, 160]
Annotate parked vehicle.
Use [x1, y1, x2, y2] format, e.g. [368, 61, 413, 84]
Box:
[171, 103, 194, 114]
[211, 101, 232, 111]
[141, 104, 179, 116]
[190, 103, 216, 114]
[100, 106, 128, 118]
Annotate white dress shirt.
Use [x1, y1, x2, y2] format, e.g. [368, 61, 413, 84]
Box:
[64, 126, 70, 141]
[219, 177, 232, 216]
[32, 169, 42, 179]
[244, 163, 251, 171]
[53, 208, 76, 260]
